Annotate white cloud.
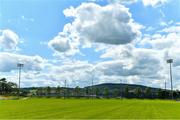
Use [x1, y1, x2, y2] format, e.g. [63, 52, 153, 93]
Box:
[48, 33, 71, 52]
[21, 15, 34, 22]
[38, 45, 166, 88]
[100, 48, 167, 88]
[140, 25, 180, 50]
[63, 3, 142, 45]
[48, 23, 80, 57]
[34, 61, 94, 87]
[48, 2, 142, 58]
[97, 24, 180, 89]
[160, 21, 168, 26]
[100, 46, 164, 76]
[142, 0, 167, 7]
[45, 2, 180, 89]
[162, 26, 180, 33]
[49, 2, 142, 55]
[0, 52, 45, 72]
[2, 2, 179, 90]
[145, 26, 155, 32]
[0, 29, 19, 50]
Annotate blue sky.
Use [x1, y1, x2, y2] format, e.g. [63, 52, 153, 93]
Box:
[0, 0, 179, 58]
[0, 0, 108, 58]
[0, 0, 180, 89]
[0, 0, 177, 58]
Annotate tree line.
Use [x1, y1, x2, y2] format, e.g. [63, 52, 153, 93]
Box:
[1, 78, 180, 100]
[28, 85, 180, 100]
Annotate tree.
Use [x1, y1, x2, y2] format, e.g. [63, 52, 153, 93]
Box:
[66, 88, 70, 98]
[0, 78, 17, 95]
[113, 89, 119, 98]
[37, 88, 43, 97]
[85, 87, 90, 98]
[0, 78, 7, 94]
[157, 89, 166, 99]
[177, 90, 180, 99]
[135, 87, 142, 98]
[95, 88, 100, 98]
[125, 85, 129, 98]
[145, 87, 151, 98]
[104, 88, 109, 98]
[56, 86, 61, 97]
[173, 90, 179, 99]
[46, 86, 51, 97]
[75, 86, 80, 97]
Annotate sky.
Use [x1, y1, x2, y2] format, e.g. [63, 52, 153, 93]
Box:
[0, 0, 180, 89]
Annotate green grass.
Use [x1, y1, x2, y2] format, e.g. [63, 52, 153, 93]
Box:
[0, 98, 180, 119]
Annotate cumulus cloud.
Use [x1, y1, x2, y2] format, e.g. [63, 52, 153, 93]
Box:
[100, 46, 164, 76]
[4, 2, 178, 89]
[64, 3, 142, 45]
[0, 52, 45, 72]
[142, 0, 167, 7]
[48, 33, 71, 52]
[98, 46, 170, 88]
[0, 29, 19, 50]
[48, 23, 80, 57]
[48, 2, 142, 54]
[45, 2, 180, 89]
[36, 61, 94, 87]
[45, 46, 166, 88]
[36, 44, 167, 88]
[98, 24, 180, 89]
[140, 25, 180, 51]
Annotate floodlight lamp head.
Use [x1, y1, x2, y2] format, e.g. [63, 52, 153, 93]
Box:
[17, 63, 24, 67]
[167, 59, 173, 63]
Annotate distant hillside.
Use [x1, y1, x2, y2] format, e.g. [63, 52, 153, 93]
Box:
[24, 83, 163, 92]
[85, 83, 164, 93]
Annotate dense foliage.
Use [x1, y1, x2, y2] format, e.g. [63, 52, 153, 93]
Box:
[0, 78, 18, 95]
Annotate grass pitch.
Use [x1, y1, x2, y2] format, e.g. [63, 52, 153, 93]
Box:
[0, 98, 180, 119]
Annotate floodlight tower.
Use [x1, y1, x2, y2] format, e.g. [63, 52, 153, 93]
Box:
[167, 59, 173, 100]
[89, 66, 97, 99]
[17, 63, 24, 97]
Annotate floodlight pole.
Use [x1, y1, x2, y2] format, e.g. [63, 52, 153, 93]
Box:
[165, 80, 166, 99]
[167, 59, 173, 100]
[91, 70, 94, 99]
[17, 63, 24, 98]
[64, 80, 67, 99]
[120, 80, 123, 99]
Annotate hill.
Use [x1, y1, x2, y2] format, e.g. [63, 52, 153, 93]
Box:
[87, 83, 161, 92]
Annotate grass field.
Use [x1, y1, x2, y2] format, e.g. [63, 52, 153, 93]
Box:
[0, 98, 180, 119]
